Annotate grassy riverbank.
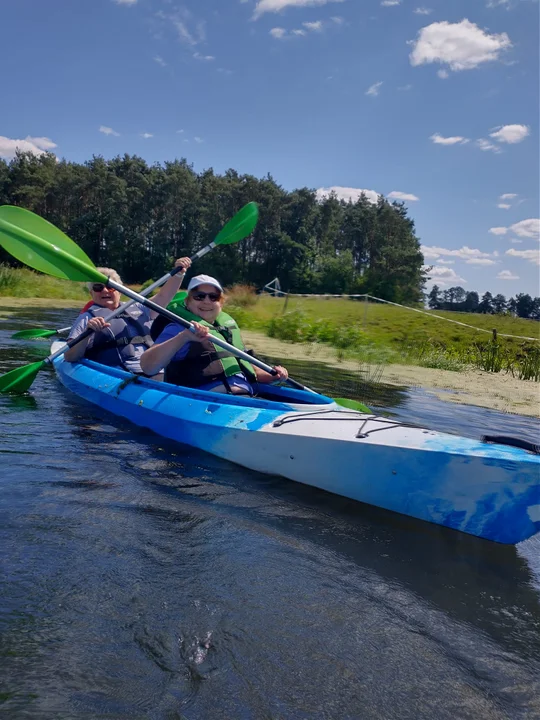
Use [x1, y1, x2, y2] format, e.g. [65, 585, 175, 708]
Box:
[0, 265, 88, 301]
[225, 291, 540, 381]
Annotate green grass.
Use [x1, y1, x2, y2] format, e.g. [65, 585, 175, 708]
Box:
[0, 265, 88, 301]
[224, 294, 540, 381]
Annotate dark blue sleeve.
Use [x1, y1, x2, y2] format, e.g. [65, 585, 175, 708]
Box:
[155, 324, 192, 361]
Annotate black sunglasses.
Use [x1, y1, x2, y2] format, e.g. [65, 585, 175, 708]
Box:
[91, 283, 114, 292]
[191, 291, 221, 301]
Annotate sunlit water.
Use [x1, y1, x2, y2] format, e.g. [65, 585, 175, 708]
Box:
[1, 306, 540, 720]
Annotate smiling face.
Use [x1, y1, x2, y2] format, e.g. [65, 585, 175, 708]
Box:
[186, 283, 223, 324]
[90, 283, 121, 310]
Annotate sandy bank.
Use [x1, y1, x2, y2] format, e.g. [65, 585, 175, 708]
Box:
[242, 330, 540, 418]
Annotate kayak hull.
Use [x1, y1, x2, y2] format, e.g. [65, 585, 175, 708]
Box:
[51, 346, 540, 545]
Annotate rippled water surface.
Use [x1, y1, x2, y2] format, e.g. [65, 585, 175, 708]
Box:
[1, 306, 540, 720]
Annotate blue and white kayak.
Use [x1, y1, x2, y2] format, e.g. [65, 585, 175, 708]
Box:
[51, 342, 540, 545]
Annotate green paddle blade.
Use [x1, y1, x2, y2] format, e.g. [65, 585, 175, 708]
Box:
[334, 397, 371, 414]
[214, 202, 258, 246]
[12, 328, 58, 339]
[0, 205, 100, 282]
[0, 360, 46, 394]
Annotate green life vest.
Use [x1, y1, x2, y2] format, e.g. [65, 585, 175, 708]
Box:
[162, 299, 256, 387]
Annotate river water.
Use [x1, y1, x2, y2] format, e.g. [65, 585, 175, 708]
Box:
[1, 305, 540, 720]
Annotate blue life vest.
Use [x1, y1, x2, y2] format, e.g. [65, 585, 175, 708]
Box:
[84, 304, 153, 371]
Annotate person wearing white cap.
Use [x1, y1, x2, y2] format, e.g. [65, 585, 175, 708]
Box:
[140, 275, 288, 394]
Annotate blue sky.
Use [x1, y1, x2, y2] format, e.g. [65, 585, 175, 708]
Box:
[1, 0, 539, 296]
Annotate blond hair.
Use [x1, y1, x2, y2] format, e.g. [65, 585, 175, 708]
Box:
[87, 267, 122, 292]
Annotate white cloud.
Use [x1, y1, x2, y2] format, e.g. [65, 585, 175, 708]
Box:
[497, 270, 519, 280]
[140, 132, 153, 139]
[173, 16, 206, 46]
[99, 126, 120, 137]
[476, 138, 501, 153]
[0, 135, 57, 159]
[193, 52, 215, 60]
[381, 0, 401, 6]
[497, 203, 511, 209]
[506, 248, 540, 265]
[409, 19, 512, 72]
[272, 19, 334, 38]
[114, 0, 137, 4]
[487, 0, 512, 7]
[438, 259, 455, 265]
[398, 84, 412, 91]
[176, 129, 184, 134]
[316, 186, 380, 204]
[387, 191, 420, 202]
[466, 258, 497, 265]
[489, 124, 530, 144]
[194, 136, 204, 143]
[430, 132, 469, 145]
[331, 16, 344, 23]
[437, 69, 449, 79]
[414, 7, 432, 14]
[490, 219, 539, 239]
[366, 81, 383, 96]
[253, 0, 344, 20]
[511, 219, 540, 239]
[303, 20, 323, 30]
[509, 238, 522, 244]
[500, 193, 517, 200]
[421, 245, 495, 264]
[154, 56, 167, 67]
[425, 266, 466, 284]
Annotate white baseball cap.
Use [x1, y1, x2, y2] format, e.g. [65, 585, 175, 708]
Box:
[187, 274, 223, 292]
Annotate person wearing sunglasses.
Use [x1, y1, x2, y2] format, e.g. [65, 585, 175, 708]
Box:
[64, 259, 191, 374]
[140, 275, 288, 394]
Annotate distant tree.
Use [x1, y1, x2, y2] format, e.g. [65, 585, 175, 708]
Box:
[478, 291, 494, 314]
[515, 293, 535, 319]
[492, 294, 507, 314]
[463, 291, 479, 312]
[531, 297, 540, 320]
[428, 284, 441, 309]
[507, 296, 517, 316]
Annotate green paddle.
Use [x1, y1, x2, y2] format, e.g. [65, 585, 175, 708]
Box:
[0, 207, 370, 412]
[11, 326, 72, 340]
[10, 202, 259, 340]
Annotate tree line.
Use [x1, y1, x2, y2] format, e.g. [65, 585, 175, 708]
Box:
[0, 152, 426, 304]
[428, 285, 540, 320]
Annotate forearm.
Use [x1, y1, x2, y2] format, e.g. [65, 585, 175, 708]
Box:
[140, 330, 192, 375]
[254, 366, 276, 384]
[151, 272, 185, 313]
[64, 336, 90, 362]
